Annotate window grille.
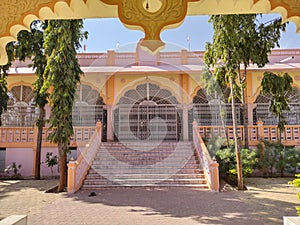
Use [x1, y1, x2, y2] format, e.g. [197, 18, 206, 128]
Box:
[191, 88, 242, 126]
[72, 84, 106, 127]
[2, 85, 38, 127]
[254, 87, 300, 125]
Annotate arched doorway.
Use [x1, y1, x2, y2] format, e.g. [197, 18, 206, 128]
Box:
[72, 84, 107, 141]
[114, 83, 181, 141]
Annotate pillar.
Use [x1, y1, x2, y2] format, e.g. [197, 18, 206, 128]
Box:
[182, 104, 189, 141]
[67, 160, 77, 194]
[257, 119, 264, 140]
[210, 161, 219, 192]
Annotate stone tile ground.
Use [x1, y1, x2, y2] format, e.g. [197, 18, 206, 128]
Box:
[0, 178, 299, 225]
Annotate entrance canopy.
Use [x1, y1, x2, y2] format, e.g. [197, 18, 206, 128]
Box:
[0, 0, 300, 64]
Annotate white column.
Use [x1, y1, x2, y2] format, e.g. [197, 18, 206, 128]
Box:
[106, 105, 114, 141]
[182, 104, 189, 141]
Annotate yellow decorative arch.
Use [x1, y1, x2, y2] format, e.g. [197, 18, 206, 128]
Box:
[1, 0, 300, 64]
[8, 81, 34, 90]
[113, 76, 182, 106]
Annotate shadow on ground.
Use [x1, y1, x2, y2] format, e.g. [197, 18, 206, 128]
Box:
[72, 188, 262, 225]
[69, 178, 298, 225]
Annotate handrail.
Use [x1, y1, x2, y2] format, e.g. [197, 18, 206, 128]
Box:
[193, 121, 219, 192]
[67, 121, 102, 193]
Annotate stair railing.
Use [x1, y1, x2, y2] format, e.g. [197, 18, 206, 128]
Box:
[193, 121, 219, 192]
[67, 121, 102, 193]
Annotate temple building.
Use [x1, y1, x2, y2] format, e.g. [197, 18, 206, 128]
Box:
[1, 43, 300, 182]
[1, 0, 300, 191]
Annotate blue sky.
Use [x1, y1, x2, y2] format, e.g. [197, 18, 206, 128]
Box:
[81, 14, 300, 53]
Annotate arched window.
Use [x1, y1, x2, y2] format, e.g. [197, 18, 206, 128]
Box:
[191, 88, 242, 126]
[72, 84, 105, 126]
[254, 87, 300, 125]
[1, 85, 38, 127]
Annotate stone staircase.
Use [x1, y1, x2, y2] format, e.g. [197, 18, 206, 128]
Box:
[81, 141, 209, 189]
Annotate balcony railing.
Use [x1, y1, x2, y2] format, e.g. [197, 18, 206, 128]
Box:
[198, 122, 300, 146]
[1, 122, 300, 147]
[0, 126, 96, 147]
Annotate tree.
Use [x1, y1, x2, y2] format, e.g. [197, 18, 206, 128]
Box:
[204, 14, 286, 190]
[0, 43, 14, 126]
[201, 66, 230, 148]
[15, 21, 48, 180]
[42, 19, 87, 192]
[261, 72, 293, 140]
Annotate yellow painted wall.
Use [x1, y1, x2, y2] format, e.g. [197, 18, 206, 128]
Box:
[248, 71, 300, 103]
[113, 73, 184, 104]
[6, 69, 300, 106]
[7, 75, 36, 89]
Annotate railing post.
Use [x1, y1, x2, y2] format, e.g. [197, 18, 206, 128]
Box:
[67, 159, 77, 194]
[210, 160, 219, 192]
[192, 120, 198, 129]
[257, 119, 264, 140]
[96, 120, 102, 140]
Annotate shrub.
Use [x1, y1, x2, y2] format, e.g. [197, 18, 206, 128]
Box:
[289, 174, 300, 216]
[4, 162, 22, 179]
[215, 145, 258, 186]
[257, 140, 300, 177]
[45, 152, 58, 176]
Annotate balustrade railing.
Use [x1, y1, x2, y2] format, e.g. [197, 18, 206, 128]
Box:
[0, 126, 96, 147]
[1, 123, 300, 147]
[198, 123, 300, 146]
[193, 121, 219, 192]
[67, 121, 102, 193]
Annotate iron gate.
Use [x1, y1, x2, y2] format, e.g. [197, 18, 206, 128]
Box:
[115, 104, 181, 141]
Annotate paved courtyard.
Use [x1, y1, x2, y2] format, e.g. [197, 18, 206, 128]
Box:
[0, 178, 299, 225]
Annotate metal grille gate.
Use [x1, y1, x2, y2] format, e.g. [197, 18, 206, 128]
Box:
[116, 104, 180, 141]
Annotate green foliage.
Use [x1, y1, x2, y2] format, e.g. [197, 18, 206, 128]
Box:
[42, 19, 87, 148]
[41, 19, 87, 190]
[0, 42, 15, 125]
[257, 140, 300, 176]
[204, 14, 286, 189]
[228, 168, 253, 186]
[45, 152, 58, 176]
[206, 136, 227, 156]
[215, 145, 258, 185]
[204, 14, 287, 102]
[289, 174, 300, 216]
[261, 72, 293, 133]
[4, 162, 22, 179]
[16, 21, 49, 123]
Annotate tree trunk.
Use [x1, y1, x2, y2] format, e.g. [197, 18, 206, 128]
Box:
[239, 65, 249, 148]
[218, 98, 230, 148]
[57, 143, 68, 192]
[34, 106, 45, 180]
[229, 78, 244, 190]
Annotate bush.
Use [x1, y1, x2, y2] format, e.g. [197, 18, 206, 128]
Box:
[4, 162, 22, 179]
[215, 144, 258, 186]
[228, 168, 253, 185]
[257, 140, 300, 177]
[289, 174, 300, 216]
[45, 152, 58, 176]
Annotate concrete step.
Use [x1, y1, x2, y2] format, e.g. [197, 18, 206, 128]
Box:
[81, 141, 209, 190]
[81, 183, 209, 189]
[86, 173, 205, 179]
